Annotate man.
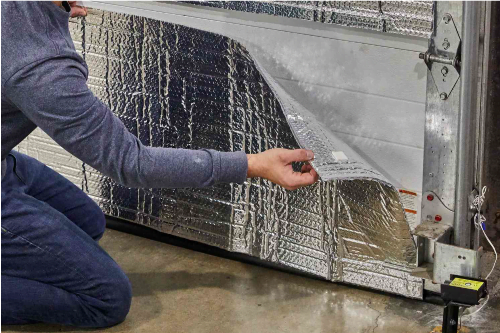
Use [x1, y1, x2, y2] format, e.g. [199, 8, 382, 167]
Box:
[1, 1, 319, 328]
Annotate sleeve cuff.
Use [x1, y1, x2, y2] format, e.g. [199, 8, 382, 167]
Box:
[217, 150, 248, 184]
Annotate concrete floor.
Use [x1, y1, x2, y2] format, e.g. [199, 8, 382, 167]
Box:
[3, 227, 500, 333]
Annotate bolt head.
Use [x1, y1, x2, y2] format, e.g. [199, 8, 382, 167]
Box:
[441, 66, 449, 75]
[440, 92, 448, 100]
[419, 52, 425, 59]
[443, 14, 451, 24]
[435, 215, 442, 222]
[427, 194, 434, 201]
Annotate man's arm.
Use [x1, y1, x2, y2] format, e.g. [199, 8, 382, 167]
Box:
[5, 57, 318, 189]
[5, 57, 248, 188]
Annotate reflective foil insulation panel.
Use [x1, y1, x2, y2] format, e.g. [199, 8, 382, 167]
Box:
[18, 8, 423, 299]
[187, 1, 434, 38]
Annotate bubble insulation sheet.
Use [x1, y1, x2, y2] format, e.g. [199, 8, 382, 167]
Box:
[187, 1, 434, 38]
[18, 8, 423, 299]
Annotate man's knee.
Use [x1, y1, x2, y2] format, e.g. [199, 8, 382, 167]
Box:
[91, 207, 106, 241]
[106, 275, 132, 326]
[92, 270, 132, 327]
[82, 200, 106, 241]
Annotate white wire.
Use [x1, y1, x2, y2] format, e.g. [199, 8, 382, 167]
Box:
[461, 294, 490, 319]
[472, 186, 497, 280]
[458, 186, 498, 321]
[481, 224, 498, 280]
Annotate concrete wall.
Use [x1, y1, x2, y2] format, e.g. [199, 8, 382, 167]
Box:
[89, 1, 428, 197]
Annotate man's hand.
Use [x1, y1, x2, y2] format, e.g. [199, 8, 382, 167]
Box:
[247, 149, 319, 190]
[52, 1, 87, 17]
[68, 1, 87, 17]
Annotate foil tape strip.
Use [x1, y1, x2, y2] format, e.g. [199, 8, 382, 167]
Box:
[187, 1, 434, 38]
[18, 8, 422, 299]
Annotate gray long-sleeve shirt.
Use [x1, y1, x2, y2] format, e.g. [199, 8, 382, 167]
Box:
[1, 1, 248, 187]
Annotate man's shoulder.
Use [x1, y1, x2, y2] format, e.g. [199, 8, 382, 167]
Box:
[1, 2, 60, 87]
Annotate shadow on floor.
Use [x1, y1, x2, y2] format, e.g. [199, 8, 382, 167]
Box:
[127, 270, 331, 301]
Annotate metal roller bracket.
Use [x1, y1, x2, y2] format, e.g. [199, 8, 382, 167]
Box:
[412, 209, 453, 292]
[420, 13, 461, 100]
[415, 191, 454, 264]
[413, 192, 481, 289]
[413, 221, 481, 289]
[413, 218, 453, 265]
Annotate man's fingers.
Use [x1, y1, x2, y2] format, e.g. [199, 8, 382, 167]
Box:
[285, 170, 318, 189]
[70, 7, 86, 17]
[282, 149, 314, 164]
[310, 168, 319, 183]
[301, 164, 312, 173]
[72, 7, 87, 17]
[70, 6, 87, 17]
[253, 148, 318, 190]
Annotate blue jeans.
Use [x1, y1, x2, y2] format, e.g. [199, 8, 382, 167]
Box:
[1, 152, 132, 327]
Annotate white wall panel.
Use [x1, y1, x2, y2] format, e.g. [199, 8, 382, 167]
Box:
[275, 79, 425, 148]
[335, 132, 424, 190]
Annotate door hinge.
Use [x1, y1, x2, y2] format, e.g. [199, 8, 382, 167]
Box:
[419, 13, 461, 100]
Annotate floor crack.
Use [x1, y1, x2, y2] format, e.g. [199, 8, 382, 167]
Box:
[367, 302, 383, 333]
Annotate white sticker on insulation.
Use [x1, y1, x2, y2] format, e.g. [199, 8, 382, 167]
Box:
[332, 151, 348, 161]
